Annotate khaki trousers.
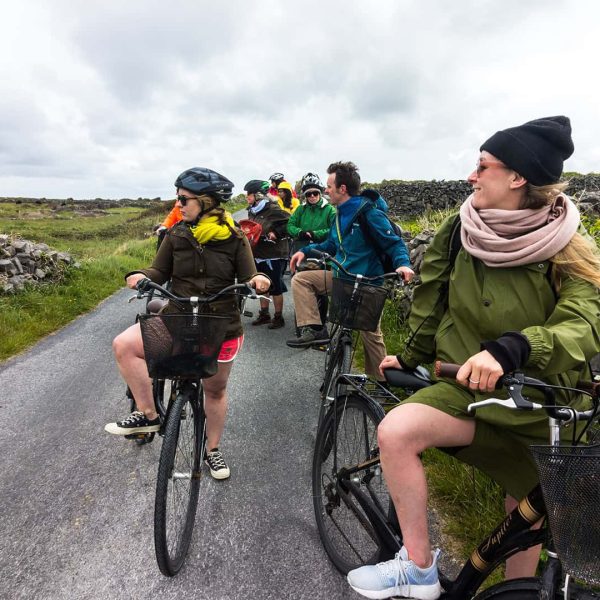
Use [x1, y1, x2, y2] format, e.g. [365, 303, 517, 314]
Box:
[291, 270, 387, 379]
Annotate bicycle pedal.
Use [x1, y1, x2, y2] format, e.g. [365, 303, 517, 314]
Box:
[311, 343, 328, 352]
[125, 433, 149, 440]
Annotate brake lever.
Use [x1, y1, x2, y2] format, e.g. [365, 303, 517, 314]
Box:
[468, 373, 543, 415]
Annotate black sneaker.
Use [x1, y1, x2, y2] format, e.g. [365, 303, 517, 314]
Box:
[205, 448, 231, 480]
[286, 326, 329, 348]
[104, 411, 160, 435]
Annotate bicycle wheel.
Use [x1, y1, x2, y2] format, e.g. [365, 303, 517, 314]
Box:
[312, 393, 396, 574]
[154, 381, 205, 576]
[319, 328, 352, 424]
[472, 577, 599, 599]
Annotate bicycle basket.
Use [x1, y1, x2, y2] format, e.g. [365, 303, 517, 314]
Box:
[531, 443, 600, 586]
[138, 313, 230, 379]
[328, 277, 389, 332]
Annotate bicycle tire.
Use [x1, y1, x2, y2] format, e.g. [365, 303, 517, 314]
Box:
[154, 381, 205, 576]
[312, 393, 396, 574]
[472, 577, 600, 599]
[319, 328, 352, 425]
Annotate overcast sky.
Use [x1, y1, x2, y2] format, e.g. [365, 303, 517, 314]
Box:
[1, 0, 599, 200]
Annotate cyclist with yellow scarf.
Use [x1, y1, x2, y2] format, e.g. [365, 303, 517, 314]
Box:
[106, 168, 270, 480]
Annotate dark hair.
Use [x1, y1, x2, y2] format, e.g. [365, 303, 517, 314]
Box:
[279, 187, 293, 209]
[327, 161, 360, 196]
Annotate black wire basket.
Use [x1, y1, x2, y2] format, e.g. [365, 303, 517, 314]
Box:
[139, 313, 230, 380]
[328, 277, 389, 332]
[531, 442, 600, 586]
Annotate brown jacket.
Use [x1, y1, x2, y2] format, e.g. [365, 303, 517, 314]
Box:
[129, 221, 258, 339]
[247, 201, 290, 259]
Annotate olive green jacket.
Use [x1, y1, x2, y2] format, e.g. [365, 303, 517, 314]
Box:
[129, 222, 258, 339]
[401, 214, 600, 414]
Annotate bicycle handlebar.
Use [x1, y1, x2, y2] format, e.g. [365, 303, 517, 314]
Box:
[306, 252, 406, 282]
[134, 278, 265, 304]
[435, 361, 599, 423]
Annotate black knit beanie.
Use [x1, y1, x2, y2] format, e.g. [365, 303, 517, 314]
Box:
[480, 116, 574, 185]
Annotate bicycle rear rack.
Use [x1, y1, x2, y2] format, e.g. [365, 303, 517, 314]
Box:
[335, 374, 402, 410]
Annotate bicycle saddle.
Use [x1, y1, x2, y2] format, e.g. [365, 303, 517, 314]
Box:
[384, 366, 431, 390]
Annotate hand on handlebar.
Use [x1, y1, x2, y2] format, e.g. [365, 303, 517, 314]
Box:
[456, 350, 504, 393]
[126, 273, 148, 290]
[289, 251, 306, 273]
[249, 274, 271, 294]
[395, 266, 415, 282]
[379, 355, 402, 378]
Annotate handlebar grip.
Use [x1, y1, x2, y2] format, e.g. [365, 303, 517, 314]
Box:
[434, 361, 461, 379]
[136, 277, 152, 292]
[575, 379, 600, 399]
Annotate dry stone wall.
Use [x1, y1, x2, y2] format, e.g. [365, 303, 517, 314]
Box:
[368, 173, 600, 218]
[0, 235, 78, 294]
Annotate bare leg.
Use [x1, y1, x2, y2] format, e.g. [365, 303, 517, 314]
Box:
[378, 403, 476, 568]
[112, 323, 157, 419]
[504, 495, 543, 578]
[272, 294, 283, 313]
[202, 361, 233, 451]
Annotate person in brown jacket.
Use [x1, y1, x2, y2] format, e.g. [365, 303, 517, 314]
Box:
[243, 179, 291, 329]
[105, 168, 270, 480]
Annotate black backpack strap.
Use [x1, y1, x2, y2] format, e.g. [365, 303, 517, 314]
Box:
[448, 214, 462, 267]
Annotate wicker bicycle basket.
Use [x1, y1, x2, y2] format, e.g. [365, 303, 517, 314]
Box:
[531, 442, 600, 586]
[328, 277, 389, 332]
[138, 313, 229, 380]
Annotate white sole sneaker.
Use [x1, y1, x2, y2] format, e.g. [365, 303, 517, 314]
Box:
[104, 422, 160, 435]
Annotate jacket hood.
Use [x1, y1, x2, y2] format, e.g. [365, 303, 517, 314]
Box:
[361, 188, 389, 213]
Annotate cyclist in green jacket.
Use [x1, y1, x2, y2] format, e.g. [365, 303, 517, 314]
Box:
[347, 116, 600, 600]
[286, 173, 336, 253]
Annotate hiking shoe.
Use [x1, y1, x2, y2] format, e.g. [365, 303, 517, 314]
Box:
[347, 546, 441, 600]
[251, 309, 271, 326]
[205, 448, 231, 480]
[104, 411, 160, 435]
[268, 313, 285, 329]
[286, 326, 329, 348]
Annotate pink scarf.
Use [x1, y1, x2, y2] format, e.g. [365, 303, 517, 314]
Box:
[459, 193, 580, 267]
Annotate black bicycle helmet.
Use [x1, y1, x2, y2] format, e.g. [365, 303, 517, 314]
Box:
[269, 172, 285, 184]
[244, 180, 270, 195]
[174, 167, 234, 202]
[301, 172, 324, 192]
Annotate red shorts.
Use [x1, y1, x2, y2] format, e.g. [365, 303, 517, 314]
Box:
[217, 335, 244, 363]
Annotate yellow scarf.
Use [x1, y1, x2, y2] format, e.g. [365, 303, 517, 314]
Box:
[189, 211, 236, 244]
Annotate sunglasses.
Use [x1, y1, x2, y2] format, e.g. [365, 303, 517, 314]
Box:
[475, 160, 507, 176]
[176, 194, 198, 206]
[304, 191, 320, 198]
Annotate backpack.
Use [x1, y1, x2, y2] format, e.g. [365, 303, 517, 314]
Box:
[238, 219, 263, 248]
[356, 191, 405, 273]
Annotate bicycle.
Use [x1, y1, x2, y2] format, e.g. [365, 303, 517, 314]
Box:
[304, 253, 404, 426]
[126, 278, 267, 576]
[312, 363, 600, 599]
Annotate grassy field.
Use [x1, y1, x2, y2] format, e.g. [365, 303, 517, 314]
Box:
[0, 201, 165, 360]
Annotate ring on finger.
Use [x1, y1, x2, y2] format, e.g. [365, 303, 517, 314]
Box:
[469, 378, 480, 384]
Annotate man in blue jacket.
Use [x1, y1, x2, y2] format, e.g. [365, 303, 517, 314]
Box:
[286, 161, 414, 381]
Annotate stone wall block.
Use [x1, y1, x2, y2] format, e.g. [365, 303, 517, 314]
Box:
[12, 256, 24, 274]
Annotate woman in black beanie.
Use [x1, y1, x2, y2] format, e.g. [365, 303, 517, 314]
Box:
[347, 117, 600, 600]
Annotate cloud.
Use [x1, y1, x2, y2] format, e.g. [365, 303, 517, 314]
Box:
[0, 0, 598, 199]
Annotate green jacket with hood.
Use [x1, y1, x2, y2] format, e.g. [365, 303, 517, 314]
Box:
[286, 197, 336, 242]
[400, 214, 600, 429]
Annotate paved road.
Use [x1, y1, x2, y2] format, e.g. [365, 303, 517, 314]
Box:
[0, 271, 365, 599]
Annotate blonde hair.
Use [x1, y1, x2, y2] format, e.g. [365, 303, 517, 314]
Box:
[521, 182, 600, 290]
[195, 194, 228, 225]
